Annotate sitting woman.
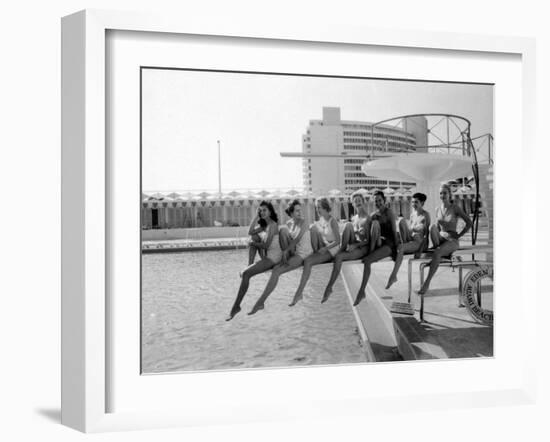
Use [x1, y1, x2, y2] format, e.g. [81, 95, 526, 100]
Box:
[385, 192, 430, 289]
[417, 183, 473, 295]
[289, 197, 340, 307]
[353, 190, 399, 306]
[246, 207, 268, 265]
[226, 201, 281, 321]
[248, 200, 313, 315]
[321, 190, 372, 303]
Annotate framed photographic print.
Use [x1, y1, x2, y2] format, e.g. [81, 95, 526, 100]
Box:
[61, 9, 537, 432]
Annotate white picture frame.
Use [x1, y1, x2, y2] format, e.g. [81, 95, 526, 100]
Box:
[61, 9, 537, 433]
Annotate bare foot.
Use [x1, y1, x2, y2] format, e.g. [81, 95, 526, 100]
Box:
[289, 294, 303, 307]
[225, 306, 241, 321]
[321, 287, 332, 303]
[353, 290, 366, 306]
[385, 275, 398, 290]
[248, 303, 264, 315]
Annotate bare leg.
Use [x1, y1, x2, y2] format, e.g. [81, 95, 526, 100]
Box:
[322, 247, 367, 303]
[248, 233, 262, 265]
[370, 220, 381, 252]
[386, 240, 421, 289]
[354, 246, 391, 306]
[310, 227, 324, 252]
[429, 224, 441, 249]
[226, 259, 275, 321]
[279, 226, 292, 251]
[289, 252, 332, 306]
[339, 223, 354, 253]
[417, 240, 459, 294]
[248, 256, 303, 315]
[397, 218, 411, 244]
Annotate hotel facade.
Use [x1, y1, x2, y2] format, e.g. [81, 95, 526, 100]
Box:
[302, 107, 428, 195]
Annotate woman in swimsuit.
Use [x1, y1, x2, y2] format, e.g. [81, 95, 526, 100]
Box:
[248, 200, 313, 315]
[417, 183, 473, 295]
[226, 201, 282, 321]
[385, 192, 430, 289]
[321, 190, 372, 303]
[353, 191, 398, 306]
[247, 208, 268, 264]
[289, 197, 340, 307]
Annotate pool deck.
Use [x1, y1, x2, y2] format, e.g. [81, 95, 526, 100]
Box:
[340, 252, 493, 362]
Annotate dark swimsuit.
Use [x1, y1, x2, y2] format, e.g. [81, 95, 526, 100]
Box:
[372, 209, 398, 261]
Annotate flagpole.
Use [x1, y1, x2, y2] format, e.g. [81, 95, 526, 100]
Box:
[217, 140, 222, 196]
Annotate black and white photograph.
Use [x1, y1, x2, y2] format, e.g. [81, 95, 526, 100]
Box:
[140, 68, 494, 373]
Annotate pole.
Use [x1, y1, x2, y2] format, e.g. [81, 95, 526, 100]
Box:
[217, 140, 222, 196]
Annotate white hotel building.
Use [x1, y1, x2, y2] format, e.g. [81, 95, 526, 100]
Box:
[302, 107, 428, 194]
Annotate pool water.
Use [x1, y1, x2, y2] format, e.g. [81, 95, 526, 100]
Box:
[141, 249, 367, 373]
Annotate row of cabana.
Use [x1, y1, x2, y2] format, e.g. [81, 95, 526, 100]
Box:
[142, 184, 476, 209]
[141, 185, 479, 230]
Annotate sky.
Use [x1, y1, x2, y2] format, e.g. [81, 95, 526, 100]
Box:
[141, 69, 493, 192]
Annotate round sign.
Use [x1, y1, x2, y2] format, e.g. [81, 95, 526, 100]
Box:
[462, 266, 493, 326]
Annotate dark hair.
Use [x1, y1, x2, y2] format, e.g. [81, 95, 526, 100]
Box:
[373, 190, 385, 201]
[412, 192, 427, 203]
[260, 200, 279, 223]
[315, 197, 332, 213]
[285, 199, 301, 217]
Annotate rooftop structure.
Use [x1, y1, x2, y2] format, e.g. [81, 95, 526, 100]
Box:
[301, 107, 427, 194]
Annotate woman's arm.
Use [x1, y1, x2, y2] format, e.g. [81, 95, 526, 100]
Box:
[252, 222, 277, 249]
[455, 205, 473, 239]
[350, 217, 371, 249]
[248, 215, 261, 236]
[411, 214, 427, 234]
[284, 219, 307, 252]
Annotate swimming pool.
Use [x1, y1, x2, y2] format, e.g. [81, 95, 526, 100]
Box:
[141, 249, 367, 373]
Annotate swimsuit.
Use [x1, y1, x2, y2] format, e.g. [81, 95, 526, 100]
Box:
[288, 220, 313, 259]
[267, 241, 282, 263]
[316, 216, 340, 257]
[351, 214, 369, 242]
[409, 212, 428, 244]
[266, 228, 283, 263]
[436, 205, 460, 244]
[372, 209, 398, 260]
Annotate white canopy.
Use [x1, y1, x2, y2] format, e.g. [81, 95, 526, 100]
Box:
[361, 152, 474, 183]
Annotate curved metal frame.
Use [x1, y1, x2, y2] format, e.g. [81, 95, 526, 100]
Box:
[370, 113, 482, 246]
